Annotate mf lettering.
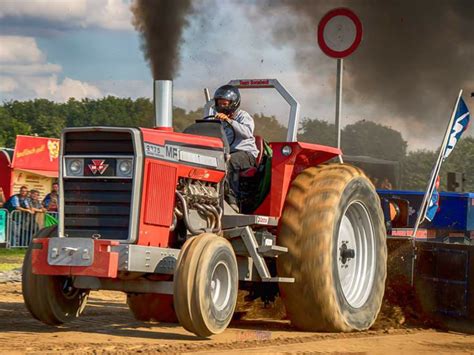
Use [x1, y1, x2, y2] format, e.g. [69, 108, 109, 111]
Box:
[166, 146, 179, 159]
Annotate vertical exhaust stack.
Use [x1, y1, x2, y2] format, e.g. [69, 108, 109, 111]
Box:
[153, 80, 173, 130]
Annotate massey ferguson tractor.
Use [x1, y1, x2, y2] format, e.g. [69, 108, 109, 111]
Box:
[22, 79, 387, 337]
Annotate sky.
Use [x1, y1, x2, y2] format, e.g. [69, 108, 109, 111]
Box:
[1, 0, 473, 151]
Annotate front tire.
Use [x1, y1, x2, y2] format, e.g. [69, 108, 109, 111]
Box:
[22, 226, 89, 325]
[277, 164, 387, 331]
[174, 234, 238, 337]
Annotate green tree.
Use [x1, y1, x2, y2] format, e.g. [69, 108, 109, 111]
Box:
[64, 98, 87, 127]
[401, 149, 437, 190]
[298, 118, 336, 146]
[0, 107, 32, 148]
[342, 120, 407, 161]
[253, 113, 286, 142]
[3, 99, 63, 137]
[439, 137, 474, 192]
[134, 98, 154, 127]
[400, 137, 474, 192]
[173, 107, 202, 132]
[35, 114, 66, 138]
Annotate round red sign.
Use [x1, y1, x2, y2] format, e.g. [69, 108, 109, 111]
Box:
[317, 8, 363, 59]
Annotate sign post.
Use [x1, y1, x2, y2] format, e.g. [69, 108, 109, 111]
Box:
[317, 8, 363, 162]
[335, 58, 343, 159]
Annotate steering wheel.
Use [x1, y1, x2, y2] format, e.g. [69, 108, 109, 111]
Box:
[202, 115, 236, 146]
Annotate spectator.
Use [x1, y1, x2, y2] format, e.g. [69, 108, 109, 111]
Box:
[29, 190, 46, 213]
[381, 178, 393, 190]
[43, 182, 59, 212]
[4, 186, 33, 247]
[28, 189, 46, 231]
[3, 186, 33, 214]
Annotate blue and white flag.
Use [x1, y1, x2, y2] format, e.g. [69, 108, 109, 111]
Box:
[443, 97, 470, 159]
[425, 177, 440, 222]
[422, 96, 470, 223]
[412, 92, 470, 236]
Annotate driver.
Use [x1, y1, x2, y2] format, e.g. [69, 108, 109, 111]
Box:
[213, 85, 259, 211]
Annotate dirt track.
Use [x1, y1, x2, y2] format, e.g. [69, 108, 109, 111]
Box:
[1, 282, 473, 354]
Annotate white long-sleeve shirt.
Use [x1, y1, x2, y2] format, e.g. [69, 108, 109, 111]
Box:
[225, 109, 259, 158]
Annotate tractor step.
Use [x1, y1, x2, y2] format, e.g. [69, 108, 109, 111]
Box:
[257, 244, 288, 257]
[222, 214, 278, 229]
[263, 277, 295, 283]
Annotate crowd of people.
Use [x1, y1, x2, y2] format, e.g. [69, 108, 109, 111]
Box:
[0, 183, 59, 246]
[0, 183, 59, 214]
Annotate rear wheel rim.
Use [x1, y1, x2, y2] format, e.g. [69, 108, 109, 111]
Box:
[337, 201, 376, 309]
[210, 261, 231, 311]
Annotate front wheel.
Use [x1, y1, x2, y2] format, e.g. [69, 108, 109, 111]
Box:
[277, 164, 387, 331]
[173, 234, 238, 337]
[22, 226, 89, 325]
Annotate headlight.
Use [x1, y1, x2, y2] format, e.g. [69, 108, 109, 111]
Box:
[117, 158, 133, 177]
[66, 158, 84, 176]
[281, 145, 293, 156]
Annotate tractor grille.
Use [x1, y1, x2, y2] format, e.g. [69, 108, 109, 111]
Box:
[62, 130, 135, 240]
[63, 179, 132, 240]
[64, 131, 134, 155]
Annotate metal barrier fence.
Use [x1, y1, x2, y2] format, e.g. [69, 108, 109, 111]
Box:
[0, 208, 9, 247]
[4, 210, 58, 248]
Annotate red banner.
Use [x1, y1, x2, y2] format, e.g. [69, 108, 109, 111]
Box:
[12, 135, 60, 172]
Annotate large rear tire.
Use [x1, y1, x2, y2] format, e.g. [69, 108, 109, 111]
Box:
[22, 226, 89, 325]
[277, 164, 387, 331]
[174, 234, 238, 337]
[127, 293, 178, 323]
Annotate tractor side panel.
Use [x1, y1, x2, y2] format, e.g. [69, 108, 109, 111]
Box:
[138, 159, 178, 247]
[254, 142, 341, 217]
[144, 162, 177, 226]
[138, 128, 226, 247]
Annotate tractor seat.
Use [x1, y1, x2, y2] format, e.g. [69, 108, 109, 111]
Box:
[240, 135, 264, 178]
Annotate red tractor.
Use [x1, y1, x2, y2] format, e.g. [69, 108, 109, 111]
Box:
[22, 79, 387, 337]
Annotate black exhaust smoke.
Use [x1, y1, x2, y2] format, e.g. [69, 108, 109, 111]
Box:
[255, 0, 474, 138]
[131, 0, 193, 79]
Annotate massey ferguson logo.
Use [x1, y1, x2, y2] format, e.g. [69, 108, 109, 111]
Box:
[88, 160, 109, 175]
